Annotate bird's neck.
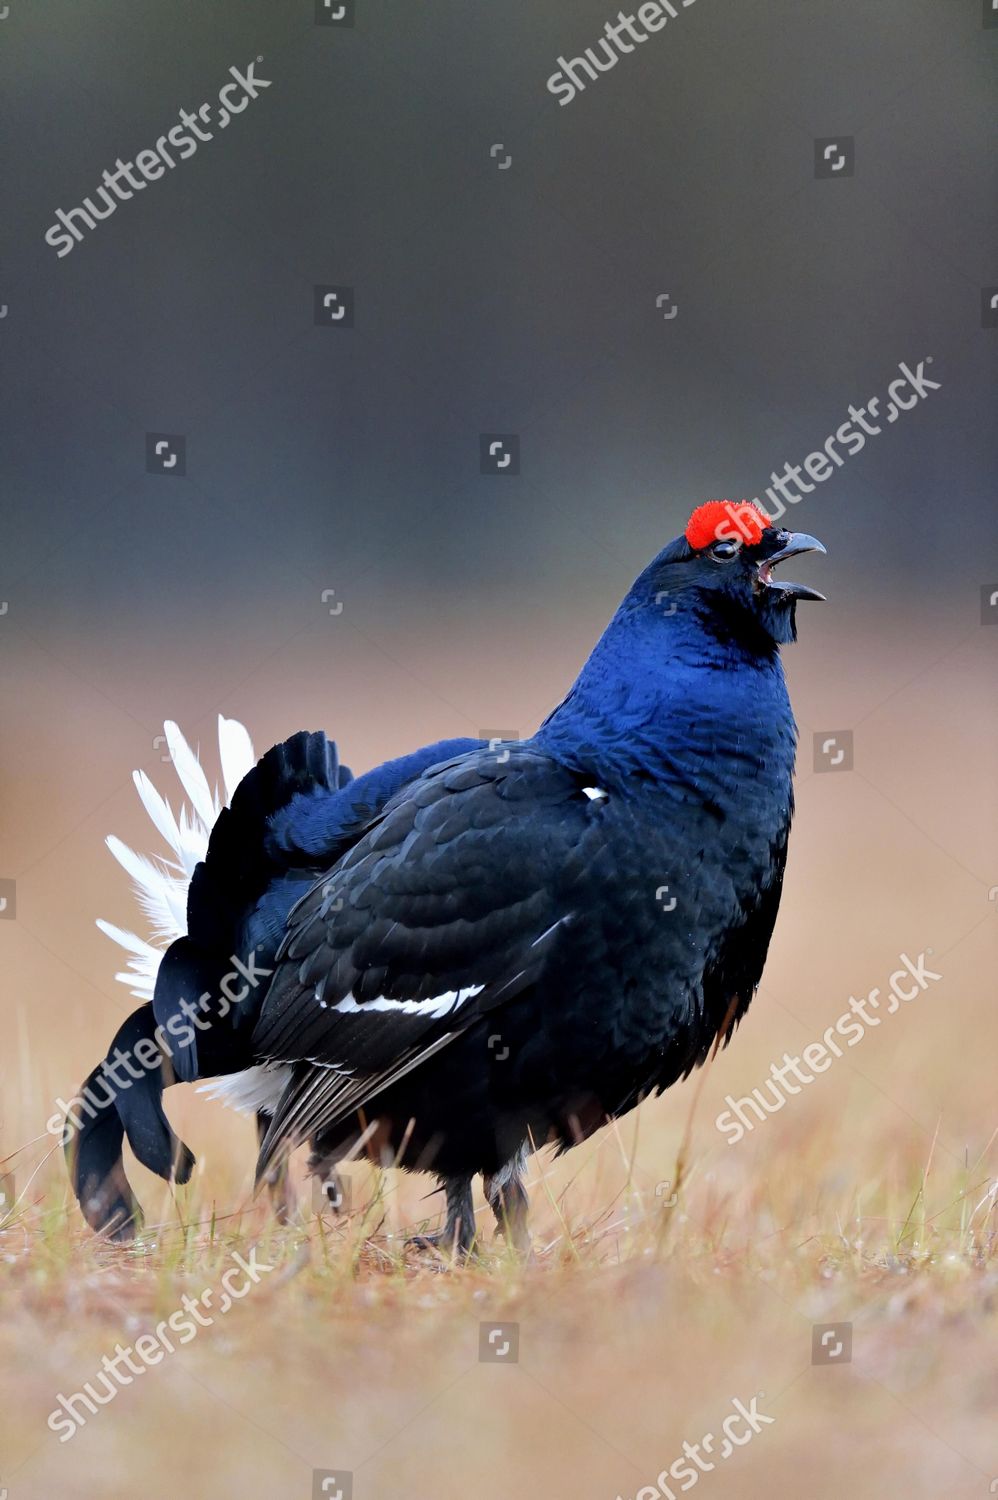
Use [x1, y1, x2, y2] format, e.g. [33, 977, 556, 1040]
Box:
[534, 604, 798, 797]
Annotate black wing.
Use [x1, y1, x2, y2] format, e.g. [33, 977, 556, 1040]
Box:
[252, 746, 610, 1168]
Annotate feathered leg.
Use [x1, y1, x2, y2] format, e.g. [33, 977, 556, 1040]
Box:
[483, 1164, 531, 1256]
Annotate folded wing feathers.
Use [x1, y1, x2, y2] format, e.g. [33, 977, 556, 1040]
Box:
[257, 1033, 458, 1180]
[99, 719, 256, 996]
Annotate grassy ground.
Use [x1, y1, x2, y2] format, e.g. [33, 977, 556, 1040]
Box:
[2, 1031, 996, 1500]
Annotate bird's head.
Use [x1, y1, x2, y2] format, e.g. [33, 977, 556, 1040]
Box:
[637, 500, 826, 650]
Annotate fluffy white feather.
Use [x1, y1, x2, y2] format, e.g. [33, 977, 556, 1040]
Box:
[95, 919, 163, 997]
[198, 1064, 293, 1115]
[105, 836, 188, 942]
[98, 718, 256, 999]
[131, 770, 202, 877]
[218, 715, 256, 804]
[163, 720, 217, 831]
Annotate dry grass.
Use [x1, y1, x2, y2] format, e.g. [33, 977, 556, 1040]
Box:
[2, 1039, 996, 1500]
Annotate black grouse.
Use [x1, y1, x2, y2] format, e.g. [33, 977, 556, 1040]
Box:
[67, 500, 824, 1252]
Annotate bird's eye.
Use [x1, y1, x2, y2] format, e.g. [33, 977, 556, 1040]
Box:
[710, 538, 741, 562]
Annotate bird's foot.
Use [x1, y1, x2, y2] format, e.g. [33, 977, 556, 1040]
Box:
[405, 1220, 479, 1262]
[405, 1232, 464, 1261]
[406, 1175, 478, 1261]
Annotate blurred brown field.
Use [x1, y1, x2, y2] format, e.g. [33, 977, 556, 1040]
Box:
[1, 605, 996, 1500]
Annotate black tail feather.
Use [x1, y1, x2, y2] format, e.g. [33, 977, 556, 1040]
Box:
[187, 730, 351, 946]
[72, 729, 354, 1235]
[153, 731, 352, 1079]
[65, 1003, 194, 1239]
[65, 1068, 139, 1240]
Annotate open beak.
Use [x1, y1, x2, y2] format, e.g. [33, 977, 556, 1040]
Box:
[757, 532, 826, 602]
